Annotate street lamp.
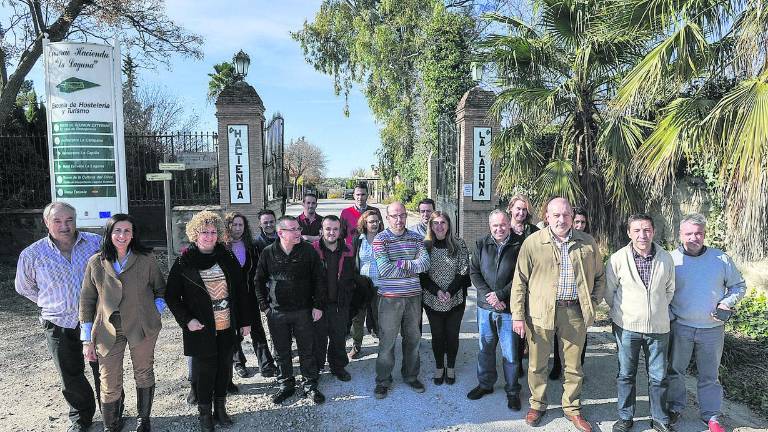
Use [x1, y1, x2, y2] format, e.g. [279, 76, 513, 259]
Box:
[233, 50, 250, 81]
[470, 61, 484, 82]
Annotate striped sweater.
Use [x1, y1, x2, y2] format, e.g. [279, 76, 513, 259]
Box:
[373, 228, 430, 297]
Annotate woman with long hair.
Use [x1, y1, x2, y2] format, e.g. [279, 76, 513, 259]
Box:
[348, 209, 383, 359]
[80, 214, 165, 431]
[165, 210, 253, 431]
[224, 212, 277, 384]
[421, 211, 470, 385]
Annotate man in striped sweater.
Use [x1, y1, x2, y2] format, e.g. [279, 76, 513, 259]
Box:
[373, 202, 430, 399]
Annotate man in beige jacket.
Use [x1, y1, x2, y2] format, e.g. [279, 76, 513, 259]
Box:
[605, 213, 675, 432]
[512, 197, 605, 431]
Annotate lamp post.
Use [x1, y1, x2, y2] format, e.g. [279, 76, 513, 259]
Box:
[233, 50, 250, 81]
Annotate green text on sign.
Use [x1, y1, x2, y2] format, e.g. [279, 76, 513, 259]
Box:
[55, 160, 115, 173]
[55, 173, 116, 186]
[54, 147, 114, 160]
[55, 186, 116, 198]
[52, 121, 113, 134]
[52, 134, 114, 147]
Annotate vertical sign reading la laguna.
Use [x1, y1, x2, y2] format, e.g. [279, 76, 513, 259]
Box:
[473, 127, 492, 201]
[44, 39, 128, 226]
[228, 125, 251, 203]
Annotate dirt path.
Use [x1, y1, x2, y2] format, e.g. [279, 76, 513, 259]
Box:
[0, 261, 765, 432]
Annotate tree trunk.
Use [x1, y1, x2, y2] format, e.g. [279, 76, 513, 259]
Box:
[0, 0, 90, 123]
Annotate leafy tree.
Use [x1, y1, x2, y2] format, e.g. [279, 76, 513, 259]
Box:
[612, 0, 768, 259]
[0, 0, 203, 124]
[207, 62, 236, 103]
[478, 1, 646, 241]
[285, 137, 328, 200]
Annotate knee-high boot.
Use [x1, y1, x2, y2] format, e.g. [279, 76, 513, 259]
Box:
[197, 403, 214, 432]
[135, 385, 154, 432]
[101, 399, 124, 432]
[214, 396, 234, 426]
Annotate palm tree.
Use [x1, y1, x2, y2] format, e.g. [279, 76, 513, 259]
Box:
[478, 0, 647, 242]
[612, 0, 768, 259]
[207, 62, 236, 102]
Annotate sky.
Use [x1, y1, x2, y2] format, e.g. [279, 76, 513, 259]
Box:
[21, 0, 380, 178]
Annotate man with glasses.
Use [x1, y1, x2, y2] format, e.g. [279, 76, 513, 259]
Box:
[255, 216, 327, 405]
[408, 198, 435, 238]
[372, 202, 430, 399]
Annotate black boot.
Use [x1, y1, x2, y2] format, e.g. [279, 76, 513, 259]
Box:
[101, 399, 124, 432]
[213, 396, 234, 427]
[197, 403, 214, 432]
[187, 382, 198, 405]
[135, 385, 154, 432]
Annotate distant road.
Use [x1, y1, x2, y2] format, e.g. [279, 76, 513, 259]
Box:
[285, 198, 420, 227]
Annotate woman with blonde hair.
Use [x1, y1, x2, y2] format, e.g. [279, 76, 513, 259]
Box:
[348, 209, 383, 359]
[421, 211, 470, 385]
[165, 210, 253, 431]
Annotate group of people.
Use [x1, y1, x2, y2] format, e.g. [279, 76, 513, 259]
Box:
[14, 183, 746, 432]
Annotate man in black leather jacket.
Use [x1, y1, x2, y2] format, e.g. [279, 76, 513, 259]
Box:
[255, 215, 327, 405]
[466, 208, 538, 412]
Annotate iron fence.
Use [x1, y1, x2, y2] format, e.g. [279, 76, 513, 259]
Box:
[0, 134, 51, 208]
[264, 115, 286, 202]
[125, 132, 219, 206]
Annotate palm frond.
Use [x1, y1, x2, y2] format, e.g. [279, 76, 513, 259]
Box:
[597, 115, 652, 213]
[533, 159, 584, 204]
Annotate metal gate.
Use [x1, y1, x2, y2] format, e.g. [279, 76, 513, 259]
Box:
[436, 115, 459, 234]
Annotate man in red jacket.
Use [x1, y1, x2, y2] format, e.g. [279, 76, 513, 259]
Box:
[340, 183, 381, 246]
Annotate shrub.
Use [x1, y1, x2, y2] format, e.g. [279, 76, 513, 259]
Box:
[392, 183, 414, 205]
[727, 288, 768, 341]
[406, 191, 427, 212]
[327, 192, 341, 199]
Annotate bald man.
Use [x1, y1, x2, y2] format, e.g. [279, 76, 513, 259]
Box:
[511, 197, 605, 431]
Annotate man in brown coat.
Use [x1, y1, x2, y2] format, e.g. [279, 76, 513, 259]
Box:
[511, 197, 605, 431]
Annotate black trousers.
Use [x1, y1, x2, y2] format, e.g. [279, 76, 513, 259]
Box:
[313, 304, 350, 374]
[266, 308, 318, 390]
[192, 328, 236, 404]
[43, 320, 100, 426]
[424, 303, 465, 369]
[232, 311, 276, 373]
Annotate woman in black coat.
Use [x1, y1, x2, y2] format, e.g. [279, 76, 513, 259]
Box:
[165, 210, 253, 431]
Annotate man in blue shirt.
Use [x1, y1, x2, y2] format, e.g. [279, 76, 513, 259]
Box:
[15, 202, 102, 432]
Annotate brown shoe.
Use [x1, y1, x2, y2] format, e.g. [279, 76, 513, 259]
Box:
[565, 414, 593, 432]
[526, 409, 545, 426]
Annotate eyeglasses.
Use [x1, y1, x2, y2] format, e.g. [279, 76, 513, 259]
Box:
[388, 214, 407, 220]
[279, 227, 301, 232]
[431, 220, 447, 226]
[198, 231, 217, 237]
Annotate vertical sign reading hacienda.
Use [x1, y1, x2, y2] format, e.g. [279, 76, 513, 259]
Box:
[472, 127, 492, 201]
[228, 125, 251, 203]
[43, 39, 127, 226]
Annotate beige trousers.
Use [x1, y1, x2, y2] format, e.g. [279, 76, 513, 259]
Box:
[526, 304, 587, 416]
[97, 326, 158, 403]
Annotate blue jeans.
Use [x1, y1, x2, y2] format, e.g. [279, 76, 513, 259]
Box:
[667, 321, 724, 422]
[613, 324, 669, 422]
[476, 308, 521, 395]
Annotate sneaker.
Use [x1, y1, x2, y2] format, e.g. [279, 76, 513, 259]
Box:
[507, 394, 521, 411]
[466, 386, 493, 400]
[374, 384, 388, 399]
[613, 419, 634, 432]
[348, 346, 362, 360]
[234, 364, 250, 378]
[260, 367, 277, 378]
[333, 368, 352, 382]
[407, 379, 426, 393]
[708, 419, 726, 432]
[651, 420, 674, 432]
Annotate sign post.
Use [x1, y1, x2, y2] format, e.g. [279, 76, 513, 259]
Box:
[146, 165, 175, 268]
[43, 38, 128, 226]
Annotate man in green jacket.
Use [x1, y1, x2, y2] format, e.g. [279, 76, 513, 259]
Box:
[511, 197, 605, 431]
[605, 213, 675, 432]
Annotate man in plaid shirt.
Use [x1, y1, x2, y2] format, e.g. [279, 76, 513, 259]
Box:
[605, 214, 676, 432]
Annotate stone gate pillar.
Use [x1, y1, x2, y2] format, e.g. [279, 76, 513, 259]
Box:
[455, 87, 500, 245]
[215, 81, 266, 228]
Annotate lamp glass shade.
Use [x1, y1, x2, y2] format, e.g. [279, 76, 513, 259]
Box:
[471, 62, 483, 81]
[233, 50, 251, 78]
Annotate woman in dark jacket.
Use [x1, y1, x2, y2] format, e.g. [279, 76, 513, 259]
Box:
[421, 211, 469, 385]
[224, 212, 277, 383]
[165, 210, 253, 432]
